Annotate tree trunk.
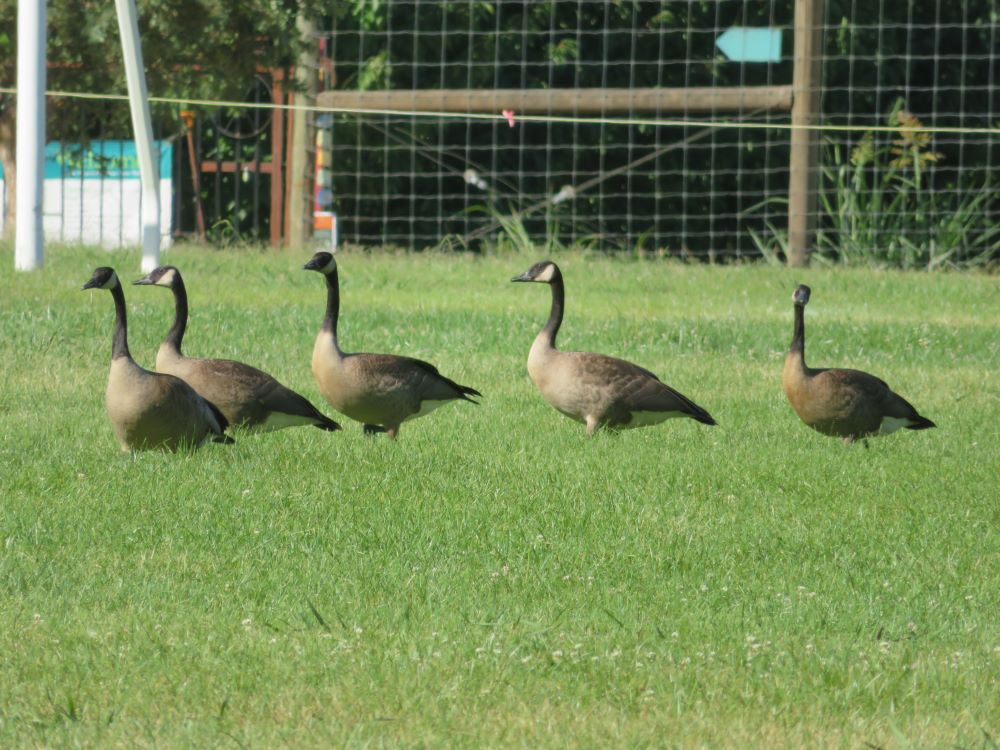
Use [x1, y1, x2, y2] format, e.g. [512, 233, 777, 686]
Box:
[0, 104, 16, 240]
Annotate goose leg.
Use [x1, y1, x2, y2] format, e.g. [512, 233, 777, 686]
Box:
[386, 425, 400, 440]
[585, 415, 600, 437]
[363, 423, 387, 436]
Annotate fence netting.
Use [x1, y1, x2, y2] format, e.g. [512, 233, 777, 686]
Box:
[5, 0, 997, 266]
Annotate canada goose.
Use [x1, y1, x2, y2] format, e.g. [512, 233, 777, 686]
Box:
[511, 260, 716, 435]
[133, 265, 341, 433]
[82, 267, 231, 452]
[782, 284, 936, 444]
[303, 251, 481, 439]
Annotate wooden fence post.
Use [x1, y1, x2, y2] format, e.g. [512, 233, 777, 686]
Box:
[287, 13, 318, 249]
[788, 0, 824, 267]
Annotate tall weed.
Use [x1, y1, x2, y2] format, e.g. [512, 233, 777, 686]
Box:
[745, 101, 1000, 269]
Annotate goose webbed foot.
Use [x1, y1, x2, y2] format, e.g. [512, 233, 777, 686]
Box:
[363, 423, 387, 437]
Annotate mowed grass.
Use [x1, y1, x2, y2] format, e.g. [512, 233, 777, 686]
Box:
[1, 243, 998, 749]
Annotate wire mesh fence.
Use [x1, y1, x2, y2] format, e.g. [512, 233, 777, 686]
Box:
[318, 0, 999, 265]
[813, 0, 1000, 267]
[2, 0, 998, 266]
[324, 0, 794, 257]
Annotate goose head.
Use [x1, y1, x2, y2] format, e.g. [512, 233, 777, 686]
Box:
[303, 252, 337, 275]
[511, 260, 560, 284]
[82, 267, 119, 291]
[133, 265, 180, 288]
[792, 284, 811, 307]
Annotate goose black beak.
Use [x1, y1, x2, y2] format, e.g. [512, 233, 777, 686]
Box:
[511, 271, 533, 283]
[132, 275, 154, 286]
[81, 279, 100, 291]
[303, 259, 321, 272]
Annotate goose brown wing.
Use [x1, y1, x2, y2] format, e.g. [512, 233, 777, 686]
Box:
[189, 356, 335, 425]
[358, 353, 481, 402]
[157, 372, 229, 437]
[252, 376, 339, 425]
[818, 367, 891, 393]
[574, 352, 661, 383]
[397, 354, 441, 377]
[402, 355, 482, 400]
[191, 356, 275, 396]
[821, 367, 924, 421]
[623, 374, 716, 424]
[804, 369, 925, 441]
[574, 353, 715, 424]
[198, 397, 232, 441]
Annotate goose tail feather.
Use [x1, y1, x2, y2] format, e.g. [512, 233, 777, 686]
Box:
[905, 415, 936, 430]
[690, 407, 717, 427]
[204, 399, 230, 435]
[312, 414, 343, 431]
[458, 384, 482, 403]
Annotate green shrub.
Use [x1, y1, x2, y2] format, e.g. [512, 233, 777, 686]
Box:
[746, 102, 1000, 270]
[815, 103, 1000, 269]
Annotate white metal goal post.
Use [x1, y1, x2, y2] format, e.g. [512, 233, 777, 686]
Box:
[14, 0, 161, 272]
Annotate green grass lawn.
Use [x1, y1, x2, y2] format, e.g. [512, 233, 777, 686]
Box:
[1, 244, 998, 748]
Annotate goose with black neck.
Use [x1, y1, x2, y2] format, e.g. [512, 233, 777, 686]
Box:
[782, 283, 936, 444]
[133, 265, 340, 433]
[304, 252, 481, 439]
[511, 260, 716, 435]
[82, 267, 232, 452]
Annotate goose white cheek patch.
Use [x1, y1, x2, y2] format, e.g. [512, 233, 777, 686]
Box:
[535, 264, 555, 282]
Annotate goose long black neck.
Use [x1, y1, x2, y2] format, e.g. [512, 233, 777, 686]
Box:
[790, 304, 806, 360]
[109, 282, 131, 360]
[542, 273, 565, 348]
[166, 276, 189, 354]
[322, 267, 341, 342]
